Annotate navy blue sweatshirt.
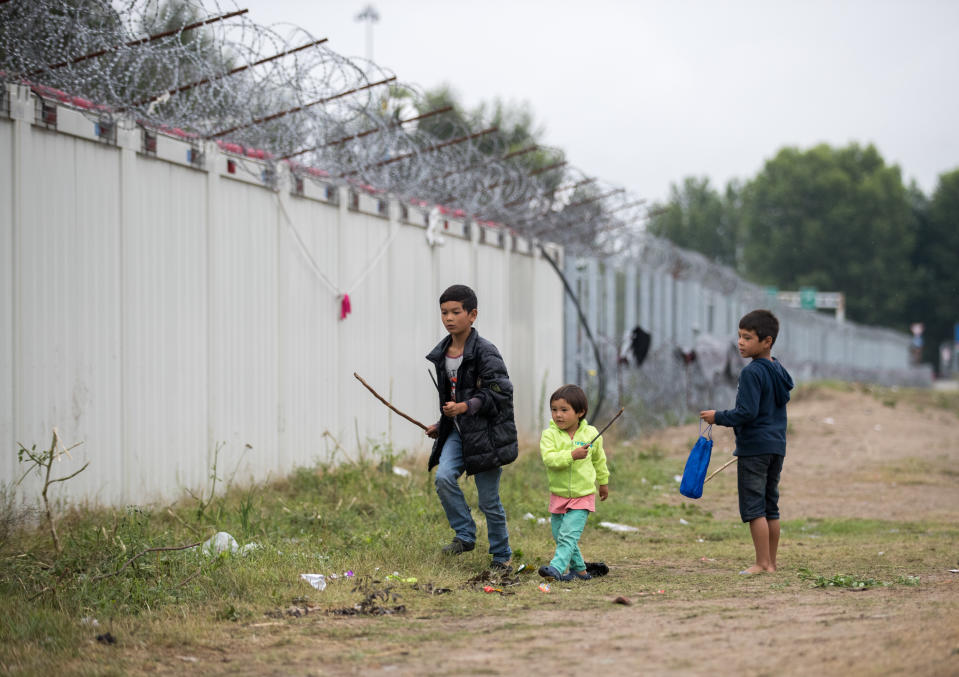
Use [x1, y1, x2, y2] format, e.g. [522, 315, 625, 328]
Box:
[714, 358, 794, 456]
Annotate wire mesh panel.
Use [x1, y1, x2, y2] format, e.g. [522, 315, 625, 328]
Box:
[563, 237, 925, 431]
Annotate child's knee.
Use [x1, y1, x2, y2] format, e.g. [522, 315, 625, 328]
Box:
[434, 470, 459, 494]
[477, 495, 504, 516]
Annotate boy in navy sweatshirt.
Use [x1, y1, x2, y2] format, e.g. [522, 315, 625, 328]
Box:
[701, 309, 794, 574]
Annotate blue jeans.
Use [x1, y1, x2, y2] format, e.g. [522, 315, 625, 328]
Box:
[434, 430, 511, 562]
[550, 509, 589, 573]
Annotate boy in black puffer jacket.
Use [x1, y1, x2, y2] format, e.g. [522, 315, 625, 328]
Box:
[425, 284, 518, 570]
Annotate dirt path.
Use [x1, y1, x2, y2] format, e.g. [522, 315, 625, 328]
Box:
[147, 580, 956, 676]
[141, 387, 959, 676]
[645, 385, 959, 523]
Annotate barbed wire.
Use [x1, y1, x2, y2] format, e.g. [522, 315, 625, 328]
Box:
[2, 0, 923, 430]
[3, 0, 918, 336]
[0, 0, 652, 253]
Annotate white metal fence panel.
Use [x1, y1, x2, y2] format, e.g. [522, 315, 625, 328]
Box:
[17, 129, 125, 503]
[208, 178, 281, 489]
[2, 86, 565, 505]
[121, 155, 209, 503]
[1, 117, 14, 493]
[521, 246, 565, 434]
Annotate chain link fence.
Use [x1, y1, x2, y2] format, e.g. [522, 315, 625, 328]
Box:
[564, 233, 930, 432]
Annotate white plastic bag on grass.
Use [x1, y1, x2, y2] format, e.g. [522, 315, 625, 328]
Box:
[201, 531, 238, 556]
[300, 574, 327, 591]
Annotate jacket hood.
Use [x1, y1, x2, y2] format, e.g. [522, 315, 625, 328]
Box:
[755, 357, 794, 406]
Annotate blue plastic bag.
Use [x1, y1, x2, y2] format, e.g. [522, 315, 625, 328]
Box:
[679, 423, 713, 499]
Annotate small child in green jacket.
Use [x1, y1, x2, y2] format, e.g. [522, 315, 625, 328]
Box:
[538, 384, 610, 582]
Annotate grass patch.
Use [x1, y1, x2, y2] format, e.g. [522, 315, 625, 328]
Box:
[874, 457, 959, 484]
[788, 517, 929, 537]
[797, 568, 922, 589]
[1, 434, 954, 673]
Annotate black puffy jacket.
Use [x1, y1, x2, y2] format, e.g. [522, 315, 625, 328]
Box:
[426, 328, 518, 475]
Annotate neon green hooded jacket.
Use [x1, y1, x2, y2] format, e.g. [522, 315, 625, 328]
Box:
[540, 418, 610, 498]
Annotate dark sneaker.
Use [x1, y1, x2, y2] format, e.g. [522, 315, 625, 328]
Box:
[490, 560, 512, 573]
[584, 561, 609, 577]
[441, 538, 475, 555]
[569, 570, 593, 581]
[538, 565, 570, 581]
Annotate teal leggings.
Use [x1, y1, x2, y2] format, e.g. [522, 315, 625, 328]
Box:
[549, 509, 589, 573]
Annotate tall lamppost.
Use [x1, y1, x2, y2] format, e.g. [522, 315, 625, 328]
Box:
[355, 5, 380, 62]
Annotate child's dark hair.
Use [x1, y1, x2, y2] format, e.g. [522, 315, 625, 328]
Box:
[439, 284, 477, 313]
[739, 309, 780, 345]
[550, 384, 589, 421]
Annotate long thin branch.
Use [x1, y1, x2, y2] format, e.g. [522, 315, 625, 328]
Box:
[91, 540, 205, 582]
[47, 461, 90, 485]
[353, 373, 428, 431]
[587, 407, 624, 446]
[538, 244, 607, 419]
[28, 586, 54, 601]
[704, 456, 738, 484]
[15, 462, 33, 488]
[42, 431, 61, 554]
[166, 508, 202, 537]
[175, 567, 204, 587]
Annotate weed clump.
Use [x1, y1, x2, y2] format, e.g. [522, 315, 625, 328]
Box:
[328, 576, 405, 616]
[798, 568, 921, 589]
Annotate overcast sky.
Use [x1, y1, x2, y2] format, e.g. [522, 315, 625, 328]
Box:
[237, 0, 959, 205]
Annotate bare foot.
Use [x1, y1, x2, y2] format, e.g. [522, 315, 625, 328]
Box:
[739, 565, 773, 575]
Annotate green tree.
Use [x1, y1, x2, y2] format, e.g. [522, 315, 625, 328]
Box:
[409, 84, 472, 141]
[411, 85, 563, 179]
[739, 143, 917, 328]
[406, 85, 566, 221]
[911, 168, 959, 368]
[647, 176, 739, 267]
[411, 86, 542, 149]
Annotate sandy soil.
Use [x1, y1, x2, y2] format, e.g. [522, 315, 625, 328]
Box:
[647, 386, 959, 524]
[137, 387, 959, 676]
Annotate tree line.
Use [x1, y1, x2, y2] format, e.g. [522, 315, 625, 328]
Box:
[647, 144, 959, 369]
[408, 86, 959, 369]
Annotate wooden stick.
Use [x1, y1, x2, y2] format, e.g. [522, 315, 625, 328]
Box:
[354, 372, 429, 431]
[91, 540, 205, 581]
[587, 407, 625, 447]
[704, 456, 737, 484]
